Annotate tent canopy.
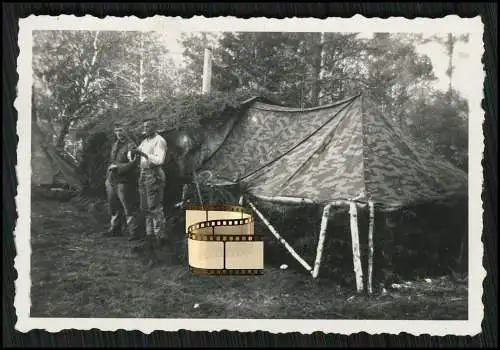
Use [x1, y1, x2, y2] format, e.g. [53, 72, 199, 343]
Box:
[31, 122, 84, 191]
[198, 94, 467, 209]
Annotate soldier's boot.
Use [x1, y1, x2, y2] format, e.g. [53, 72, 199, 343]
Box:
[155, 215, 175, 263]
[103, 214, 121, 236]
[152, 210, 168, 247]
[146, 235, 161, 268]
[126, 216, 143, 242]
[157, 234, 169, 248]
[129, 216, 148, 254]
[138, 215, 159, 266]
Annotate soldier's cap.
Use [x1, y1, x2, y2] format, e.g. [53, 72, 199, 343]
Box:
[142, 118, 158, 126]
[113, 120, 128, 131]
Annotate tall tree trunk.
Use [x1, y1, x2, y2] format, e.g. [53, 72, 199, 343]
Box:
[310, 32, 323, 106]
[56, 120, 71, 149]
[202, 32, 208, 48]
[318, 32, 326, 104]
[138, 35, 145, 102]
[31, 85, 37, 123]
[82, 31, 100, 95]
[446, 33, 455, 104]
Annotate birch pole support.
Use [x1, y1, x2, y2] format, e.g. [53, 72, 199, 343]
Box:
[202, 48, 212, 94]
[367, 201, 375, 295]
[349, 202, 364, 293]
[247, 200, 313, 273]
[311, 203, 334, 278]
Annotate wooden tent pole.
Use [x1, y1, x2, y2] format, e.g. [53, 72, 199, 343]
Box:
[252, 194, 368, 208]
[349, 201, 364, 293]
[247, 200, 313, 273]
[367, 201, 375, 295]
[194, 177, 204, 207]
[311, 202, 335, 278]
[252, 194, 315, 205]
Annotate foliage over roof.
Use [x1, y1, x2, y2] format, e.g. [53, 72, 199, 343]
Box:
[84, 90, 275, 141]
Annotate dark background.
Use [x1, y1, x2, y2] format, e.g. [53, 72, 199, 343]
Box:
[3, 2, 497, 348]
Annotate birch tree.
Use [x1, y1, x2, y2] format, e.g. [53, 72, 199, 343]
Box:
[33, 30, 117, 147]
[178, 32, 222, 95]
[420, 33, 470, 103]
[182, 32, 365, 107]
[101, 31, 176, 108]
[358, 33, 436, 130]
[308, 32, 324, 106]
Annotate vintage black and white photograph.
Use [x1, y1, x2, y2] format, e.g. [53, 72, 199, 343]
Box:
[15, 15, 485, 335]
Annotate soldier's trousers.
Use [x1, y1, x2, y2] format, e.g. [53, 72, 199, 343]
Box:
[105, 177, 138, 236]
[139, 167, 167, 238]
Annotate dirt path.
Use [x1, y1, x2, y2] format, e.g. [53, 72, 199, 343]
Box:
[30, 195, 468, 319]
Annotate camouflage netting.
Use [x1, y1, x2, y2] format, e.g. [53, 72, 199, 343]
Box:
[78, 90, 262, 197]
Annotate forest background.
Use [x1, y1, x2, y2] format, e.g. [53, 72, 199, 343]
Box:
[32, 31, 471, 172]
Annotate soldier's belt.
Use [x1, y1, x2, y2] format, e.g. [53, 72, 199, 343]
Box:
[140, 165, 162, 171]
[185, 204, 264, 276]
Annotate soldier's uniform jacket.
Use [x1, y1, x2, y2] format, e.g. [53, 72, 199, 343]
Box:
[108, 140, 139, 184]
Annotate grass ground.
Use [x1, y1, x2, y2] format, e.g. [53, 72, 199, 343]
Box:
[29, 194, 468, 320]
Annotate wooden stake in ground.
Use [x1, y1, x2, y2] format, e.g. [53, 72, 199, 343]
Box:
[312, 203, 335, 278]
[367, 201, 375, 295]
[247, 199, 313, 273]
[349, 202, 364, 293]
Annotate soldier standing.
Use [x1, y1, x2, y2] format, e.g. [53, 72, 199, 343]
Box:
[104, 125, 140, 239]
[131, 119, 169, 267]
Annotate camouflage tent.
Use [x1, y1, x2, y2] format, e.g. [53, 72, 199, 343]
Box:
[196, 94, 467, 288]
[199, 94, 467, 209]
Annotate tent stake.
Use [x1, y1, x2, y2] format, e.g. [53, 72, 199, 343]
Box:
[311, 202, 335, 278]
[349, 202, 364, 293]
[367, 201, 375, 295]
[247, 200, 313, 273]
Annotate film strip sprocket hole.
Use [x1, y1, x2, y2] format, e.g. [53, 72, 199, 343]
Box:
[185, 204, 264, 275]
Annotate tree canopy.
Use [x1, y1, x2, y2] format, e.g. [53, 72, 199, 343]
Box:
[32, 30, 469, 172]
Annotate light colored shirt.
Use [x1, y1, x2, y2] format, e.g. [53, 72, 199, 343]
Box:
[137, 133, 168, 169]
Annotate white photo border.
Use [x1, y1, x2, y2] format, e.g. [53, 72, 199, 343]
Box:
[14, 14, 486, 336]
